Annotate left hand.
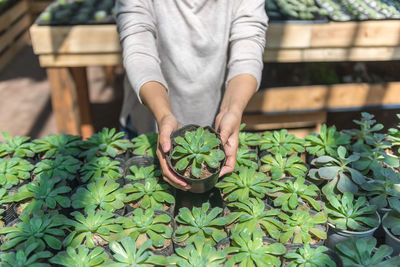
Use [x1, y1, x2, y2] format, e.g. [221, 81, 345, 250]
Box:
[215, 110, 242, 177]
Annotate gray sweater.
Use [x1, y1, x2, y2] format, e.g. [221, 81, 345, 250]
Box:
[116, 0, 268, 133]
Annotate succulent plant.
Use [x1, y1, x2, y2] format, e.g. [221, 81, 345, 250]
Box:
[267, 177, 321, 211]
[80, 156, 122, 183]
[0, 158, 33, 189]
[63, 209, 123, 248]
[308, 146, 366, 195]
[108, 237, 167, 266]
[235, 146, 258, 170]
[284, 244, 336, 267]
[0, 211, 67, 251]
[168, 236, 226, 267]
[50, 245, 110, 267]
[0, 131, 34, 158]
[227, 198, 283, 240]
[225, 229, 286, 267]
[278, 210, 327, 244]
[123, 177, 174, 210]
[0, 242, 52, 267]
[325, 192, 379, 231]
[32, 134, 81, 158]
[260, 153, 307, 180]
[383, 209, 400, 237]
[115, 208, 172, 248]
[80, 128, 133, 159]
[216, 166, 270, 202]
[131, 132, 158, 158]
[33, 155, 81, 181]
[258, 129, 305, 156]
[343, 112, 383, 148]
[125, 164, 161, 181]
[238, 124, 260, 148]
[71, 179, 126, 212]
[388, 114, 400, 153]
[174, 202, 227, 245]
[335, 236, 400, 266]
[171, 127, 225, 178]
[305, 124, 350, 157]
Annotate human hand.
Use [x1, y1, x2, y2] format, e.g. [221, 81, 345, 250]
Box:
[157, 114, 191, 191]
[215, 110, 241, 177]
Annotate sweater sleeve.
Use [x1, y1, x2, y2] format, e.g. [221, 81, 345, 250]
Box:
[226, 0, 268, 90]
[115, 0, 168, 103]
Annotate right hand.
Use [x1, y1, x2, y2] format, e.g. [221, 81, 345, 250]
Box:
[157, 114, 191, 191]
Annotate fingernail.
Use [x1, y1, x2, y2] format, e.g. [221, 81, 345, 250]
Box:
[162, 144, 169, 153]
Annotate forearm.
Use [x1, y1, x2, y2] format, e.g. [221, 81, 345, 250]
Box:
[219, 74, 258, 116]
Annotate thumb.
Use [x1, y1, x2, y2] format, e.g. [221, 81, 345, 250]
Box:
[219, 127, 232, 146]
[159, 125, 173, 153]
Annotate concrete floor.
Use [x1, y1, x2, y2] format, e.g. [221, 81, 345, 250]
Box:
[0, 44, 124, 140]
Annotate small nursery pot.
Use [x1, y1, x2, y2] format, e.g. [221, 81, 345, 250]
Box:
[1, 203, 18, 225]
[374, 207, 391, 239]
[382, 212, 400, 256]
[282, 244, 343, 267]
[326, 211, 381, 249]
[124, 156, 154, 176]
[166, 125, 226, 194]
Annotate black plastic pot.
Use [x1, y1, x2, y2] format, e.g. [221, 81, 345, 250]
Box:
[123, 156, 155, 183]
[166, 125, 226, 194]
[283, 243, 343, 267]
[2, 203, 18, 225]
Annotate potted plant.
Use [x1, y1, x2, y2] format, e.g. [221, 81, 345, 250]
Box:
[79, 156, 122, 183]
[278, 209, 327, 245]
[0, 131, 35, 158]
[131, 132, 158, 158]
[114, 208, 173, 255]
[63, 208, 123, 248]
[167, 125, 226, 193]
[50, 245, 110, 266]
[168, 236, 226, 266]
[308, 146, 365, 195]
[324, 192, 380, 249]
[260, 154, 307, 180]
[388, 114, 400, 154]
[0, 242, 52, 267]
[33, 155, 81, 181]
[124, 164, 161, 182]
[0, 158, 34, 189]
[216, 166, 270, 203]
[258, 129, 305, 157]
[173, 202, 227, 246]
[71, 179, 126, 213]
[266, 177, 321, 211]
[235, 146, 258, 170]
[32, 134, 82, 158]
[108, 237, 167, 266]
[382, 209, 400, 255]
[123, 177, 175, 213]
[283, 243, 340, 267]
[225, 229, 286, 267]
[335, 236, 400, 266]
[238, 124, 260, 150]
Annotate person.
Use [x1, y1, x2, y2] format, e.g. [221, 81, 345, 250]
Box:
[115, 0, 268, 191]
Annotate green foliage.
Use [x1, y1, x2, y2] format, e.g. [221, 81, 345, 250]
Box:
[123, 177, 174, 210]
[335, 237, 400, 267]
[125, 164, 161, 181]
[115, 208, 172, 248]
[131, 132, 158, 158]
[343, 112, 384, 147]
[235, 146, 258, 170]
[239, 124, 260, 148]
[361, 167, 400, 210]
[174, 202, 227, 245]
[0, 158, 33, 189]
[325, 192, 379, 231]
[172, 127, 225, 178]
[305, 124, 350, 157]
[0, 211, 66, 251]
[80, 128, 133, 159]
[168, 236, 226, 267]
[0, 242, 52, 267]
[32, 134, 81, 158]
[308, 146, 365, 195]
[80, 156, 122, 183]
[260, 153, 307, 180]
[228, 198, 283, 240]
[33, 155, 81, 181]
[71, 179, 126, 212]
[50, 246, 110, 267]
[267, 177, 321, 211]
[225, 229, 286, 267]
[383, 209, 400, 236]
[64, 209, 122, 248]
[284, 244, 335, 267]
[278, 210, 327, 244]
[259, 129, 305, 156]
[0, 132, 34, 158]
[108, 237, 167, 267]
[216, 167, 270, 202]
[388, 114, 400, 153]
